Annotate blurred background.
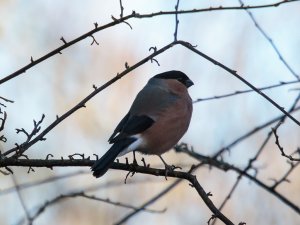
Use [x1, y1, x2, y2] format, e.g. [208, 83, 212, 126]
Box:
[0, 0, 300, 224]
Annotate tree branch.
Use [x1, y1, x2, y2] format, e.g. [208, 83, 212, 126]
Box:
[1, 0, 299, 85]
[178, 41, 300, 127]
[193, 80, 300, 103]
[239, 0, 300, 80]
[0, 158, 235, 225]
[3, 40, 299, 159]
[175, 147, 300, 214]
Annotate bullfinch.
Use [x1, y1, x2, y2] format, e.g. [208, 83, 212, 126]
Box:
[92, 70, 193, 178]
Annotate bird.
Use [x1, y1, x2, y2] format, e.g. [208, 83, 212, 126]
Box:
[91, 70, 193, 178]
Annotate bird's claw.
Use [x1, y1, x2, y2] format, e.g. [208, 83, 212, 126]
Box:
[124, 163, 137, 184]
[163, 164, 182, 180]
[132, 157, 138, 166]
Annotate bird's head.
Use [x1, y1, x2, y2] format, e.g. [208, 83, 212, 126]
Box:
[153, 71, 194, 88]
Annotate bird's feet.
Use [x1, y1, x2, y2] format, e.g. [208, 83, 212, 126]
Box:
[163, 164, 182, 180]
[124, 151, 139, 184]
[158, 155, 182, 180]
[132, 151, 138, 166]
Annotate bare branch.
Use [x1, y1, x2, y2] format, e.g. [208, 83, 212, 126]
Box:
[175, 145, 300, 214]
[12, 175, 31, 223]
[179, 41, 300, 127]
[173, 0, 180, 41]
[0, 111, 7, 132]
[193, 80, 300, 103]
[272, 123, 300, 161]
[115, 180, 180, 225]
[12, 114, 46, 157]
[209, 92, 300, 224]
[119, 0, 124, 18]
[3, 39, 299, 159]
[0, 96, 14, 103]
[3, 41, 176, 157]
[134, 1, 300, 18]
[0, 158, 235, 224]
[239, 0, 300, 80]
[90, 35, 99, 45]
[18, 191, 163, 225]
[0, 171, 87, 196]
[1, 0, 299, 85]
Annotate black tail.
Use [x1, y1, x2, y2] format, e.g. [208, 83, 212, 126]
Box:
[91, 138, 135, 178]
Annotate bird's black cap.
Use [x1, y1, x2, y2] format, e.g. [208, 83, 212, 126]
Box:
[154, 70, 194, 88]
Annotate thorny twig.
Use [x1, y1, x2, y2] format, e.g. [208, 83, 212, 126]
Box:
[2, 40, 298, 164]
[12, 175, 31, 224]
[193, 80, 300, 103]
[1, 1, 299, 85]
[175, 145, 300, 214]
[0, 158, 236, 224]
[13, 114, 46, 157]
[119, 0, 124, 18]
[0, 171, 88, 196]
[180, 41, 300, 127]
[0, 111, 7, 132]
[272, 123, 300, 161]
[17, 191, 164, 225]
[0, 96, 13, 143]
[239, 0, 300, 81]
[3, 41, 176, 158]
[0, 96, 14, 103]
[174, 0, 180, 41]
[115, 180, 180, 225]
[210, 92, 300, 224]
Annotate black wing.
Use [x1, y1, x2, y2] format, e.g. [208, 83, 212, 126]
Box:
[109, 115, 154, 143]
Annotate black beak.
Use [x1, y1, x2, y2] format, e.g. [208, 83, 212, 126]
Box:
[185, 79, 194, 88]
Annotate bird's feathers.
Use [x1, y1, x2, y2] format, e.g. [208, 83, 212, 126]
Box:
[91, 137, 136, 178]
[109, 115, 154, 143]
[130, 79, 179, 116]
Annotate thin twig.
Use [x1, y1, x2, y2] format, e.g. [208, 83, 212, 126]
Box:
[18, 191, 163, 225]
[239, 0, 300, 80]
[13, 114, 46, 157]
[174, 0, 180, 41]
[1, 0, 299, 85]
[176, 147, 300, 214]
[2, 42, 177, 157]
[0, 111, 7, 132]
[0, 158, 235, 224]
[179, 41, 300, 127]
[215, 105, 300, 156]
[210, 92, 300, 224]
[114, 180, 180, 225]
[193, 80, 300, 103]
[272, 124, 300, 161]
[119, 0, 124, 18]
[0, 96, 14, 103]
[0, 170, 88, 196]
[134, 0, 300, 18]
[4, 40, 299, 158]
[12, 175, 31, 223]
